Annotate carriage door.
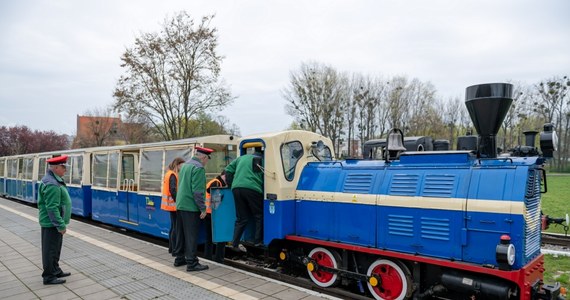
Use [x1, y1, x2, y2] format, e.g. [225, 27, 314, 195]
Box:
[16, 158, 24, 198]
[119, 152, 139, 224]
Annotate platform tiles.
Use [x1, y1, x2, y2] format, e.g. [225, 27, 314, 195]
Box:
[0, 197, 339, 300]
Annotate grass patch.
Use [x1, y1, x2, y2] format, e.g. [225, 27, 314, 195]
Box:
[544, 254, 570, 293]
[541, 174, 570, 235]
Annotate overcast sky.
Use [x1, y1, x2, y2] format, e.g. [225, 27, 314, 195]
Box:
[0, 0, 568, 137]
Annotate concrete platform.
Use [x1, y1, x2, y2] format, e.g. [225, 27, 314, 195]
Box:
[0, 197, 339, 300]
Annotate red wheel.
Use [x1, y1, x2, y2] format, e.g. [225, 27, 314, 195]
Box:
[307, 247, 340, 287]
[366, 259, 411, 300]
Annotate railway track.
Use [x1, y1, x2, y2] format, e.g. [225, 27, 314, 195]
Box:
[542, 232, 570, 249]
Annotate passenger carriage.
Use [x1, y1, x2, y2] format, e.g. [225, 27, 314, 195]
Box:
[90, 135, 237, 239]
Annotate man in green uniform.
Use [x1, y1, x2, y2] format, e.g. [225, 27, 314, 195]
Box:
[38, 155, 72, 285]
[225, 147, 264, 250]
[174, 147, 213, 272]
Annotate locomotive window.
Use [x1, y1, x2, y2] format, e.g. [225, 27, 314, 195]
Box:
[93, 154, 109, 188]
[70, 156, 83, 185]
[0, 159, 4, 177]
[313, 145, 333, 161]
[281, 141, 303, 181]
[37, 158, 47, 180]
[140, 150, 163, 192]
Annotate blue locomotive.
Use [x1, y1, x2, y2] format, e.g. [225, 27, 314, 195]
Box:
[212, 83, 563, 300]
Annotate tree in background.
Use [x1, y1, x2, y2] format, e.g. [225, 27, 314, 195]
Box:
[534, 76, 570, 171]
[353, 75, 383, 154]
[283, 60, 567, 165]
[183, 112, 240, 137]
[72, 107, 119, 148]
[0, 126, 69, 156]
[119, 114, 159, 145]
[284, 62, 349, 155]
[113, 12, 234, 141]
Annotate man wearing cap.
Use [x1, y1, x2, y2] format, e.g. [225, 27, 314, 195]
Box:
[174, 146, 214, 272]
[38, 155, 72, 285]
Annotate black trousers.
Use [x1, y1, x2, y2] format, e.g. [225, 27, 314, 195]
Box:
[203, 214, 225, 263]
[176, 210, 201, 267]
[173, 210, 185, 258]
[168, 211, 177, 254]
[232, 187, 263, 246]
[41, 227, 63, 282]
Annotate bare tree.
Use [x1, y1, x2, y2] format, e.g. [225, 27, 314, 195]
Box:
[441, 96, 463, 148]
[385, 76, 414, 130]
[534, 76, 569, 170]
[406, 79, 437, 136]
[72, 107, 120, 148]
[354, 75, 385, 151]
[113, 12, 234, 140]
[284, 62, 349, 156]
[119, 113, 158, 144]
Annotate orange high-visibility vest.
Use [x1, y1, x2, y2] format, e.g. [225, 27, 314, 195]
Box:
[161, 170, 178, 211]
[205, 178, 223, 214]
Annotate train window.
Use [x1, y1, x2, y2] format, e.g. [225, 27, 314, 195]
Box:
[0, 159, 4, 177]
[312, 141, 332, 161]
[121, 154, 136, 181]
[63, 160, 71, 184]
[202, 143, 236, 179]
[108, 152, 119, 189]
[70, 156, 83, 185]
[93, 154, 109, 188]
[23, 158, 34, 180]
[140, 150, 163, 192]
[280, 141, 303, 181]
[8, 159, 18, 178]
[165, 148, 192, 171]
[374, 147, 384, 160]
[37, 158, 47, 180]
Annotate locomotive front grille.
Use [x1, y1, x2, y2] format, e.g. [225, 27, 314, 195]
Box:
[523, 170, 542, 261]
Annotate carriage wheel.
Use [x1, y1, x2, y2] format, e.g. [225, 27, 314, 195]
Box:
[307, 247, 341, 287]
[366, 259, 411, 300]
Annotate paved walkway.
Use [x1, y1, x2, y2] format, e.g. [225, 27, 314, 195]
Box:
[0, 197, 338, 300]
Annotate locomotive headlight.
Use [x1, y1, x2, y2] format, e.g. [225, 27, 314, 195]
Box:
[506, 244, 516, 266]
[496, 235, 515, 270]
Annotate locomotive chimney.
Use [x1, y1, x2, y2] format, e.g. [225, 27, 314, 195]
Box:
[465, 83, 513, 158]
[523, 130, 538, 147]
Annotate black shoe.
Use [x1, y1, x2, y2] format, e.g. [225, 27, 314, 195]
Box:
[230, 244, 247, 253]
[186, 263, 209, 272]
[44, 278, 66, 285]
[56, 272, 71, 278]
[173, 259, 187, 267]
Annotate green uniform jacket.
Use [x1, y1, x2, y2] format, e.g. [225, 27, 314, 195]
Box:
[176, 157, 207, 212]
[38, 170, 72, 231]
[225, 153, 263, 194]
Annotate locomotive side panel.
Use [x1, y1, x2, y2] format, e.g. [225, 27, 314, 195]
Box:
[378, 167, 470, 261]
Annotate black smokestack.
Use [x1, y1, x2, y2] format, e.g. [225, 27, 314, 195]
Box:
[523, 131, 538, 147]
[465, 83, 513, 158]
